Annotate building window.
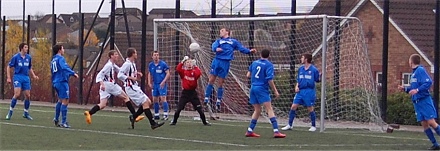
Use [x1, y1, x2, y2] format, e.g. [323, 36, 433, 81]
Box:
[376, 72, 382, 86]
[402, 73, 412, 86]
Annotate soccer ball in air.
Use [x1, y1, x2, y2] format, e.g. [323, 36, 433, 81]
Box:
[189, 42, 201, 53]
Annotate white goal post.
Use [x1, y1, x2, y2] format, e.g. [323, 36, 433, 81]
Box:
[153, 15, 385, 132]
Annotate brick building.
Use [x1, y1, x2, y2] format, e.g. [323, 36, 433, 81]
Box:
[311, 0, 437, 93]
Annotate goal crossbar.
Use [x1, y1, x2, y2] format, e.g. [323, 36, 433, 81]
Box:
[153, 15, 358, 22]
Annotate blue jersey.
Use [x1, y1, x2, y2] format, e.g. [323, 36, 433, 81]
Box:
[211, 37, 251, 60]
[249, 59, 274, 88]
[8, 53, 32, 76]
[405, 65, 433, 101]
[297, 65, 320, 89]
[51, 54, 75, 83]
[148, 60, 169, 84]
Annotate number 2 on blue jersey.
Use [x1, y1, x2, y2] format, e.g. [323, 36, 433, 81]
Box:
[254, 66, 261, 78]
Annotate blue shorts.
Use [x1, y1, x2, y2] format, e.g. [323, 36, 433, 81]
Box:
[54, 82, 70, 99]
[210, 58, 230, 79]
[413, 97, 437, 122]
[293, 89, 316, 107]
[249, 85, 271, 105]
[13, 75, 31, 90]
[152, 83, 167, 97]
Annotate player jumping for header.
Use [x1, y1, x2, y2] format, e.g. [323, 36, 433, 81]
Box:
[204, 27, 257, 111]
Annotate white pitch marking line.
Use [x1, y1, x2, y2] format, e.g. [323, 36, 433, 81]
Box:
[2, 107, 428, 142]
[0, 122, 248, 147]
[0, 122, 425, 148]
[255, 143, 426, 147]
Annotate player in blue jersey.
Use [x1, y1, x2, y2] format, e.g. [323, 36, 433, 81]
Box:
[5, 43, 39, 120]
[282, 53, 321, 132]
[148, 51, 170, 120]
[398, 54, 440, 150]
[245, 49, 285, 138]
[204, 27, 257, 111]
[51, 44, 78, 128]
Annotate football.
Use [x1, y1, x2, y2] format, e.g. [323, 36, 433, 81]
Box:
[189, 42, 201, 53]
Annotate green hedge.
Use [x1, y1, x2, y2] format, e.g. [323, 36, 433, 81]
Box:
[386, 92, 418, 125]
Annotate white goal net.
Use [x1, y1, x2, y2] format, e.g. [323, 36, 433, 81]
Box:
[154, 15, 385, 132]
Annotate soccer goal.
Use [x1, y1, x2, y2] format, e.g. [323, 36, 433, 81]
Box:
[153, 15, 385, 132]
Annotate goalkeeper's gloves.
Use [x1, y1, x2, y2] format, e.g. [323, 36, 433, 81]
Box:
[181, 56, 189, 63]
[191, 59, 197, 66]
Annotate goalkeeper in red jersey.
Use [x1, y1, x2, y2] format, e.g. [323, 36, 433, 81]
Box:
[170, 56, 211, 126]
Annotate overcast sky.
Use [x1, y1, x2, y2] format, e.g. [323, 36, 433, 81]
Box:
[1, 0, 319, 19]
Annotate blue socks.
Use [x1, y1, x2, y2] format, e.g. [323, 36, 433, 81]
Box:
[61, 104, 68, 124]
[10, 98, 17, 109]
[24, 100, 30, 116]
[270, 117, 279, 132]
[205, 84, 214, 98]
[8, 98, 17, 116]
[54, 101, 61, 121]
[288, 110, 296, 126]
[310, 111, 316, 127]
[248, 118, 279, 133]
[154, 102, 160, 116]
[435, 126, 440, 136]
[163, 102, 169, 115]
[247, 119, 257, 133]
[288, 110, 315, 127]
[216, 87, 224, 108]
[217, 87, 224, 100]
[425, 128, 439, 147]
[154, 101, 169, 117]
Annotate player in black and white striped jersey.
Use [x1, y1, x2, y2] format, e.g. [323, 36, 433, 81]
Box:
[117, 48, 164, 129]
[83, 50, 144, 125]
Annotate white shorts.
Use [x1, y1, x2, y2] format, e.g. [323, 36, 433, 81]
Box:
[99, 82, 123, 100]
[125, 85, 148, 106]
